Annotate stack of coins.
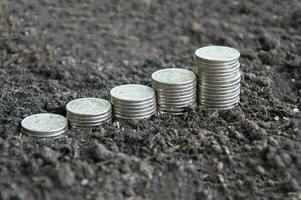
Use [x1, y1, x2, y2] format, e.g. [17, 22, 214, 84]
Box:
[21, 113, 68, 137]
[194, 46, 241, 110]
[110, 84, 156, 119]
[151, 68, 197, 115]
[66, 98, 112, 128]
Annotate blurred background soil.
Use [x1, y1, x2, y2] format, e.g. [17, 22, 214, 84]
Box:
[0, 0, 301, 199]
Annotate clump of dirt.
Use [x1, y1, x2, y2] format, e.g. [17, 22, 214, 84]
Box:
[0, 0, 300, 199]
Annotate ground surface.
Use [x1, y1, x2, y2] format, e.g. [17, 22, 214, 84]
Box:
[0, 0, 301, 199]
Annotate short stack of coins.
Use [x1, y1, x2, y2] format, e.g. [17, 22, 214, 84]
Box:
[110, 84, 156, 120]
[151, 68, 197, 115]
[21, 113, 68, 137]
[66, 98, 112, 128]
[194, 46, 241, 110]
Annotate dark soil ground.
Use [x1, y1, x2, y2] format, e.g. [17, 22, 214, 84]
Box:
[0, 0, 301, 199]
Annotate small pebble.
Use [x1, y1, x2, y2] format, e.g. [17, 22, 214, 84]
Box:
[56, 163, 75, 187]
[90, 142, 115, 162]
[216, 162, 224, 172]
[41, 147, 59, 164]
[255, 165, 265, 175]
[81, 179, 89, 186]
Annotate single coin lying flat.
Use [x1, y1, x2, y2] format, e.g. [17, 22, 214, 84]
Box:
[152, 68, 196, 86]
[194, 46, 240, 63]
[110, 84, 155, 102]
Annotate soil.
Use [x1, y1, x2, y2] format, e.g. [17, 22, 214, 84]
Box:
[0, 0, 301, 199]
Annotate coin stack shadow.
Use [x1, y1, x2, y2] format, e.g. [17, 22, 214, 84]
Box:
[110, 84, 157, 120]
[152, 68, 197, 115]
[194, 46, 241, 110]
[66, 98, 112, 128]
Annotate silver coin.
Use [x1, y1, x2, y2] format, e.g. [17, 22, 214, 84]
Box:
[199, 104, 238, 110]
[158, 107, 186, 112]
[199, 89, 240, 99]
[110, 84, 155, 103]
[158, 110, 185, 115]
[67, 108, 112, 117]
[158, 100, 196, 107]
[203, 100, 239, 106]
[153, 87, 196, 95]
[199, 77, 241, 88]
[197, 67, 239, 75]
[199, 87, 240, 95]
[159, 103, 197, 111]
[199, 71, 240, 80]
[196, 65, 239, 75]
[157, 95, 197, 104]
[200, 102, 239, 109]
[112, 104, 156, 112]
[158, 104, 197, 115]
[153, 80, 196, 89]
[199, 87, 240, 94]
[196, 71, 239, 79]
[197, 70, 240, 78]
[195, 59, 239, 68]
[67, 111, 112, 120]
[199, 73, 240, 85]
[155, 88, 196, 96]
[21, 127, 68, 138]
[114, 106, 156, 115]
[21, 113, 68, 137]
[111, 97, 156, 107]
[156, 97, 196, 104]
[114, 110, 156, 120]
[199, 90, 239, 97]
[200, 96, 240, 105]
[66, 98, 112, 117]
[67, 113, 112, 123]
[156, 91, 196, 99]
[158, 103, 196, 109]
[152, 68, 196, 86]
[196, 67, 239, 76]
[70, 119, 111, 128]
[113, 100, 156, 108]
[194, 46, 240, 63]
[199, 82, 240, 90]
[113, 105, 156, 114]
[194, 54, 239, 66]
[200, 93, 240, 102]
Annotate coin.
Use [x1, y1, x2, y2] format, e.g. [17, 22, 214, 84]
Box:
[111, 97, 156, 107]
[21, 113, 68, 137]
[152, 68, 196, 86]
[110, 84, 155, 102]
[194, 46, 240, 63]
[66, 98, 111, 117]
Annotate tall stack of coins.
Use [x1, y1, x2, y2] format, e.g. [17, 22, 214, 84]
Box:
[110, 84, 156, 119]
[151, 68, 197, 115]
[21, 113, 68, 137]
[194, 46, 240, 110]
[66, 98, 112, 128]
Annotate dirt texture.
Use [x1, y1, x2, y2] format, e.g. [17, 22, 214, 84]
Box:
[0, 0, 301, 199]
